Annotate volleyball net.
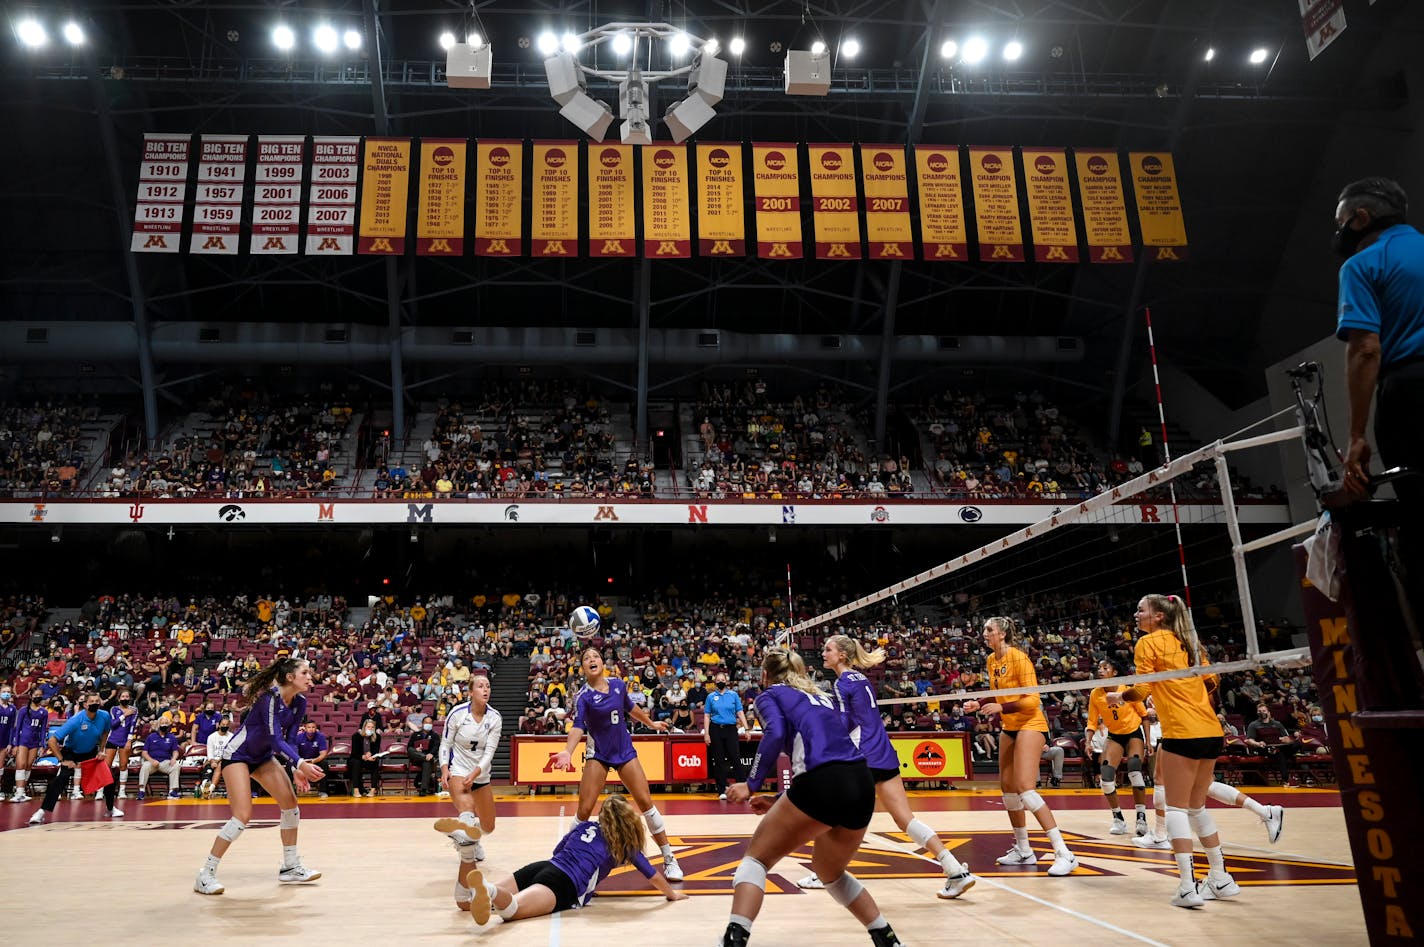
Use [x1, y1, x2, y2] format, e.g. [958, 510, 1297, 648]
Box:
[778, 422, 1317, 710]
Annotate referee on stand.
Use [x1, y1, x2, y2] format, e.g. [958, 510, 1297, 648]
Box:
[704, 673, 748, 801]
[28, 691, 122, 825]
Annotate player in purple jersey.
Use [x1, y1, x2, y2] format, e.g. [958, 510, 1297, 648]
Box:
[193, 658, 325, 896]
[465, 793, 686, 926]
[104, 691, 140, 800]
[10, 691, 49, 803]
[794, 635, 976, 899]
[0, 686, 16, 800]
[722, 648, 906, 947]
[551, 647, 684, 881]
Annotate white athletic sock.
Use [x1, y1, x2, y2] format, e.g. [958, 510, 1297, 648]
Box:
[1204, 845, 1225, 874]
[204, 854, 221, 873]
[660, 842, 676, 859]
[1135, 804, 1147, 816]
[729, 913, 754, 932]
[866, 915, 889, 931]
[119, 770, 129, 784]
[937, 848, 966, 875]
[282, 845, 300, 869]
[1174, 852, 1195, 887]
[1110, 805, 1122, 816]
[1241, 796, 1268, 819]
[459, 810, 478, 826]
[1012, 825, 1030, 850]
[1046, 827, 1071, 857]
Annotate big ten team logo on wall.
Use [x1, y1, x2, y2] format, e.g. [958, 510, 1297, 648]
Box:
[1087, 154, 1110, 175]
[820, 150, 844, 171]
[1141, 154, 1164, 175]
[431, 145, 456, 167]
[708, 148, 732, 169]
[488, 146, 511, 168]
[29, 504, 46, 522]
[1034, 154, 1057, 175]
[980, 152, 1003, 174]
[873, 151, 895, 172]
[653, 149, 676, 170]
[600, 148, 622, 169]
[544, 147, 567, 169]
[926, 152, 950, 173]
[871, 506, 890, 523]
[763, 150, 787, 171]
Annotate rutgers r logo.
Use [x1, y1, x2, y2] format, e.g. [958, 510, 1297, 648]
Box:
[142, 235, 168, 249]
[316, 238, 342, 251]
[368, 238, 394, 253]
[593, 506, 619, 521]
[1139, 504, 1160, 523]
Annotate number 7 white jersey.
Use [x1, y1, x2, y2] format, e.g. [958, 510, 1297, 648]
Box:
[443, 702, 503, 784]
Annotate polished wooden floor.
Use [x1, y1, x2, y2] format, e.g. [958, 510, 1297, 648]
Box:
[0, 786, 1364, 946]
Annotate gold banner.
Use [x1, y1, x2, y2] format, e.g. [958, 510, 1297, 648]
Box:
[912, 146, 967, 261]
[807, 143, 862, 259]
[589, 144, 636, 257]
[968, 146, 1024, 262]
[888, 735, 971, 780]
[1129, 151, 1188, 261]
[859, 144, 912, 260]
[1021, 148, 1079, 263]
[695, 143, 746, 256]
[357, 137, 410, 254]
[642, 144, 691, 258]
[416, 139, 466, 256]
[532, 141, 579, 257]
[751, 143, 802, 259]
[474, 140, 522, 256]
[512, 737, 667, 785]
[1073, 150, 1134, 263]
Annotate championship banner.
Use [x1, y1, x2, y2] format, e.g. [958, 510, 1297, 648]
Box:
[1129, 151, 1188, 261]
[695, 142, 746, 256]
[531, 141, 578, 257]
[190, 134, 248, 255]
[475, 139, 522, 256]
[912, 146, 968, 261]
[1300, 0, 1345, 60]
[1020, 148, 1079, 263]
[859, 145, 912, 260]
[131, 133, 191, 253]
[1073, 150, 1134, 263]
[751, 142, 802, 259]
[357, 137, 410, 255]
[588, 144, 636, 257]
[416, 139, 466, 256]
[642, 144, 691, 258]
[250, 136, 304, 255]
[888, 734, 971, 781]
[307, 136, 360, 256]
[807, 143, 862, 260]
[967, 146, 1025, 262]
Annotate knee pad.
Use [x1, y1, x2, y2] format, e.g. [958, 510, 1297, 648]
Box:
[906, 818, 937, 849]
[495, 888, 519, 921]
[1127, 769, 1146, 789]
[1020, 790, 1046, 813]
[824, 871, 865, 907]
[1153, 785, 1166, 810]
[732, 855, 768, 891]
[1002, 792, 1024, 812]
[1100, 761, 1117, 784]
[15, 770, 27, 781]
[1099, 778, 1117, 795]
[279, 807, 300, 829]
[458, 844, 479, 863]
[642, 806, 666, 837]
[1165, 806, 1191, 841]
[1188, 806, 1219, 839]
[218, 817, 247, 842]
[1207, 781, 1238, 806]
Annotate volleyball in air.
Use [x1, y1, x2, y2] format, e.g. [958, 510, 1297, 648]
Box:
[569, 605, 601, 637]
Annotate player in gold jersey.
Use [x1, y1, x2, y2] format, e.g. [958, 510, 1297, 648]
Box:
[1086, 660, 1150, 837]
[963, 616, 1078, 877]
[1109, 594, 1238, 908]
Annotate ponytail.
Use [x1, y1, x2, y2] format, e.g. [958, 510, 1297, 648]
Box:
[242, 657, 307, 703]
[763, 647, 819, 695]
[1142, 593, 1203, 667]
[826, 634, 886, 670]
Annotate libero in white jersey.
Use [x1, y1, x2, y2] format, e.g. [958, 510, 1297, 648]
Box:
[433, 675, 504, 911]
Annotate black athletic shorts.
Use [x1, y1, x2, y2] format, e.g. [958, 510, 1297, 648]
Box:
[1108, 728, 1146, 751]
[870, 765, 901, 784]
[786, 760, 875, 830]
[513, 860, 583, 912]
[1159, 736, 1224, 761]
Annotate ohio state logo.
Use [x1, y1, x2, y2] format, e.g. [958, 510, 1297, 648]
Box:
[431, 145, 455, 166]
[545, 148, 567, 168]
[653, 149, 676, 169]
[873, 151, 894, 171]
[1034, 155, 1056, 174]
[764, 151, 787, 170]
[980, 153, 1003, 174]
[820, 151, 843, 171]
[600, 148, 622, 168]
[489, 146, 511, 167]
[926, 152, 949, 173]
[708, 148, 731, 168]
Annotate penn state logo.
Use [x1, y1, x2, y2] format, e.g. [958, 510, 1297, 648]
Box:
[958, 506, 983, 523]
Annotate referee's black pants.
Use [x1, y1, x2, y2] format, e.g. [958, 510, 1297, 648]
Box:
[41, 748, 117, 812]
[708, 723, 744, 793]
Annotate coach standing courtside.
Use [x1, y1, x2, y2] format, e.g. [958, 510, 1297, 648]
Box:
[28, 691, 122, 824]
[704, 672, 747, 801]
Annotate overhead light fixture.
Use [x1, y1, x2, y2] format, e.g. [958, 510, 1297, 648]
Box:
[561, 31, 581, 54]
[1203, 47, 1215, 62]
[439, 31, 457, 51]
[810, 39, 826, 55]
[545, 51, 585, 104]
[272, 24, 295, 51]
[17, 18, 47, 47]
[612, 31, 632, 56]
[314, 24, 338, 53]
[1003, 40, 1022, 61]
[939, 39, 957, 58]
[449, 39, 492, 88]
[466, 32, 484, 50]
[669, 32, 690, 57]
[618, 68, 652, 144]
[664, 96, 716, 143]
[785, 46, 831, 96]
[559, 93, 614, 140]
[729, 36, 746, 56]
[840, 38, 860, 58]
[962, 36, 987, 63]
[537, 31, 559, 55]
[704, 37, 720, 55]
[688, 49, 728, 105]
[1249, 47, 1268, 64]
[62, 21, 85, 46]
[344, 29, 362, 50]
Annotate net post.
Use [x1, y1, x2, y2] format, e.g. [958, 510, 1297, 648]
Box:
[1214, 452, 1259, 656]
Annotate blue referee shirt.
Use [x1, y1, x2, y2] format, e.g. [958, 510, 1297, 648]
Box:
[54, 710, 112, 754]
[1336, 224, 1424, 365]
[704, 688, 743, 726]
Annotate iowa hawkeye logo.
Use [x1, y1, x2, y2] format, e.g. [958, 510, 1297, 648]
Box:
[596, 831, 1355, 896]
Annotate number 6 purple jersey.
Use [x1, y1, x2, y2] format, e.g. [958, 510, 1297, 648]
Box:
[572, 677, 636, 766]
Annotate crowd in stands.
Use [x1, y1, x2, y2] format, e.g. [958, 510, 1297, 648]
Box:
[0, 402, 95, 495]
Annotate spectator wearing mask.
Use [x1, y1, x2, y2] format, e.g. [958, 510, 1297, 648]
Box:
[294, 721, 331, 798]
[139, 720, 183, 800]
[349, 718, 382, 797]
[407, 714, 441, 796]
[200, 716, 235, 798]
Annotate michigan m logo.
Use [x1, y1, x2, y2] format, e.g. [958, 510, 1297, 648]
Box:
[407, 503, 433, 524]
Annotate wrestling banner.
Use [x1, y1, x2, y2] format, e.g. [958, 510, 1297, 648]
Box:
[859, 145, 912, 260]
[968, 146, 1025, 262]
[250, 136, 304, 255]
[190, 134, 247, 255]
[588, 144, 636, 257]
[307, 136, 359, 256]
[913, 146, 968, 261]
[1129, 151, 1188, 261]
[808, 143, 862, 259]
[531, 141, 578, 257]
[751, 143, 802, 259]
[1021, 147, 1079, 263]
[131, 133, 191, 253]
[416, 139, 466, 256]
[475, 139, 522, 256]
[1073, 150, 1134, 263]
[695, 143, 746, 256]
[357, 137, 410, 255]
[642, 145, 691, 257]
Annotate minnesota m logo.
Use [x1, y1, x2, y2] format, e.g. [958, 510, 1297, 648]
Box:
[599, 240, 627, 255]
[593, 506, 619, 521]
[541, 240, 569, 256]
[991, 245, 1015, 259]
[825, 243, 851, 258]
[1043, 245, 1070, 261]
[427, 238, 452, 254]
[708, 240, 734, 255]
[201, 236, 228, 251]
[877, 243, 904, 258]
[316, 238, 342, 251]
[768, 243, 792, 258]
[486, 239, 512, 254]
[142, 234, 169, 249]
[261, 237, 288, 251]
[655, 241, 680, 256]
[368, 238, 394, 253]
[1100, 245, 1124, 261]
[1155, 247, 1182, 261]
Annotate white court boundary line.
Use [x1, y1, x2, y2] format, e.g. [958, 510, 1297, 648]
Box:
[548, 805, 569, 947]
[1226, 842, 1354, 868]
[976, 876, 1172, 945]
